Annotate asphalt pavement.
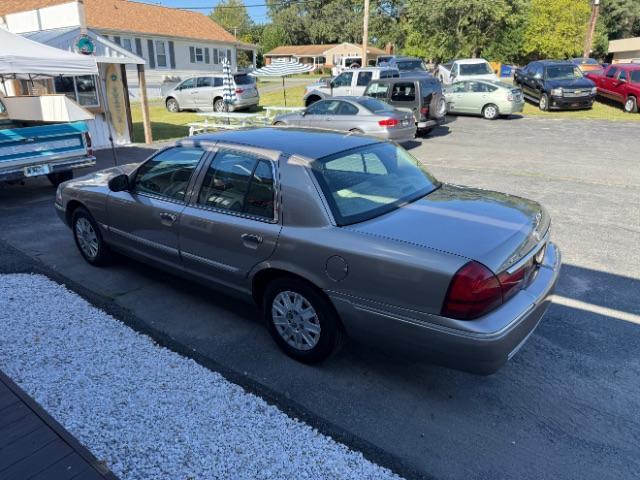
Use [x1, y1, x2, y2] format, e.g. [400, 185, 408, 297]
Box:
[1, 115, 638, 480]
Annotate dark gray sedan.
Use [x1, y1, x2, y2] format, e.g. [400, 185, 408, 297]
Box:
[55, 128, 560, 374]
[273, 97, 417, 143]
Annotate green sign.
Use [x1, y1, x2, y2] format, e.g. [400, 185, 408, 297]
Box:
[75, 35, 95, 55]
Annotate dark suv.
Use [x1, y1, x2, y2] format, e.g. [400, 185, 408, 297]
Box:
[514, 60, 596, 111]
[364, 76, 446, 134]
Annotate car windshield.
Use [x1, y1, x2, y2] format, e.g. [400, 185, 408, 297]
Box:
[233, 74, 255, 85]
[630, 71, 640, 84]
[459, 63, 493, 75]
[546, 65, 582, 80]
[397, 60, 426, 71]
[311, 143, 439, 226]
[356, 98, 394, 113]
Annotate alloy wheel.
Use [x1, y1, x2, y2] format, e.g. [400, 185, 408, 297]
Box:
[484, 105, 498, 120]
[271, 291, 321, 351]
[625, 98, 636, 113]
[75, 217, 99, 259]
[166, 99, 179, 112]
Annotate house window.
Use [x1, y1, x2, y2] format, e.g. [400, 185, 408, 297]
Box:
[54, 75, 100, 107]
[121, 38, 133, 53]
[155, 40, 168, 68]
[227, 49, 232, 63]
[212, 48, 219, 64]
[194, 47, 204, 63]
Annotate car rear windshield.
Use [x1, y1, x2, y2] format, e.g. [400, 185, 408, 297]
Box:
[630, 71, 640, 84]
[233, 74, 255, 85]
[311, 143, 439, 226]
[546, 65, 582, 80]
[459, 63, 493, 75]
[356, 98, 395, 113]
[396, 60, 426, 71]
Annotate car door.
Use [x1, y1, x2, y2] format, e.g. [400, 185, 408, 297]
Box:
[332, 100, 360, 131]
[302, 99, 340, 127]
[353, 70, 373, 96]
[331, 71, 354, 96]
[106, 146, 207, 268]
[179, 149, 281, 286]
[445, 81, 470, 113]
[194, 76, 215, 109]
[601, 67, 618, 98]
[613, 69, 628, 102]
[464, 81, 491, 114]
[174, 78, 196, 109]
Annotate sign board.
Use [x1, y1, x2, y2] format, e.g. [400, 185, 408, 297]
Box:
[105, 64, 127, 141]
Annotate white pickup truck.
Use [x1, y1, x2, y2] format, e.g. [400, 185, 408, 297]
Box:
[303, 67, 400, 107]
[437, 58, 498, 85]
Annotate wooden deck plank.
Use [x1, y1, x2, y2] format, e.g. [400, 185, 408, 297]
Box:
[31, 452, 93, 480]
[0, 424, 57, 471]
[0, 410, 42, 448]
[1, 438, 73, 480]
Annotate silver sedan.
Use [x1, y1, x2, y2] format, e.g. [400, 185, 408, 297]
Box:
[273, 97, 417, 143]
[55, 128, 560, 374]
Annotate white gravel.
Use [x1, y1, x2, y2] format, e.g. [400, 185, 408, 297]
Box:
[0, 274, 402, 480]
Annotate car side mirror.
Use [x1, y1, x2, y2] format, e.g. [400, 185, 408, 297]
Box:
[619, 78, 627, 83]
[301, 110, 307, 117]
[108, 174, 130, 192]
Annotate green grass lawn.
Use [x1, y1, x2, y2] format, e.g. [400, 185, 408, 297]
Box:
[130, 84, 638, 143]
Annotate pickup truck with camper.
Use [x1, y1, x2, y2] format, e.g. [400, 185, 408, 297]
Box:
[0, 94, 95, 186]
[514, 60, 596, 111]
[586, 63, 640, 113]
[303, 67, 400, 107]
[437, 59, 498, 85]
[331, 56, 363, 76]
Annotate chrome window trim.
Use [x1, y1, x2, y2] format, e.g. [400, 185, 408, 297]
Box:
[189, 147, 281, 225]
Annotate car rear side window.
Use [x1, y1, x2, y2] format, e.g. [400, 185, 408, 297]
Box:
[356, 71, 373, 86]
[133, 147, 204, 201]
[391, 82, 416, 101]
[213, 77, 224, 87]
[337, 102, 359, 115]
[197, 77, 213, 87]
[618, 70, 627, 81]
[357, 98, 394, 113]
[234, 74, 255, 85]
[366, 82, 390, 99]
[197, 151, 275, 219]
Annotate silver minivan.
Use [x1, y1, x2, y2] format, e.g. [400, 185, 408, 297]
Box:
[164, 73, 259, 112]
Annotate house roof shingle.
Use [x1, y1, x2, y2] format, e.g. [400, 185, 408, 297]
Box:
[265, 43, 386, 57]
[0, 0, 242, 45]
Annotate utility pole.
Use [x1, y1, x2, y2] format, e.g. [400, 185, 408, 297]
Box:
[583, 0, 601, 58]
[362, 0, 370, 67]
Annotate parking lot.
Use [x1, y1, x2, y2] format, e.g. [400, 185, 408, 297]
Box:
[1, 116, 639, 480]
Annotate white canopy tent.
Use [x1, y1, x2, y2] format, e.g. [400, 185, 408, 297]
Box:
[0, 27, 98, 77]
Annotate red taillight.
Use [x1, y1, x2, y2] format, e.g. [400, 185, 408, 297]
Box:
[441, 261, 503, 320]
[378, 118, 399, 127]
[498, 257, 534, 302]
[420, 106, 429, 116]
[83, 132, 93, 157]
[507, 93, 514, 101]
[235, 88, 244, 94]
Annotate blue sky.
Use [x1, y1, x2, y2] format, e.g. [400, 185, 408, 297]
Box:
[136, 1, 270, 24]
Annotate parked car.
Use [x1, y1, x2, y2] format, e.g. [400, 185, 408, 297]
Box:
[444, 80, 524, 120]
[437, 58, 498, 85]
[164, 73, 259, 113]
[375, 55, 397, 66]
[0, 95, 94, 186]
[55, 128, 560, 374]
[331, 56, 363, 76]
[378, 56, 431, 78]
[303, 67, 399, 106]
[570, 57, 604, 75]
[586, 63, 640, 113]
[514, 60, 596, 111]
[272, 97, 416, 143]
[364, 75, 446, 134]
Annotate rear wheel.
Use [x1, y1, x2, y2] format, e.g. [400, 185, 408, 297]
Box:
[47, 171, 73, 187]
[539, 93, 549, 111]
[624, 96, 638, 113]
[165, 98, 180, 113]
[482, 104, 499, 120]
[214, 98, 226, 112]
[263, 277, 342, 363]
[71, 207, 112, 267]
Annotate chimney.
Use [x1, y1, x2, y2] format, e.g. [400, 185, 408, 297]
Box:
[385, 43, 394, 55]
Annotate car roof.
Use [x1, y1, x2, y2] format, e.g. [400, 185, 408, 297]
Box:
[181, 127, 381, 160]
[610, 63, 640, 70]
[537, 60, 575, 66]
[455, 58, 489, 64]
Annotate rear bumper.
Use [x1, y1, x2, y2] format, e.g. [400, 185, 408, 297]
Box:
[229, 96, 259, 111]
[0, 155, 95, 183]
[500, 100, 525, 114]
[376, 125, 417, 143]
[417, 117, 445, 130]
[329, 242, 561, 375]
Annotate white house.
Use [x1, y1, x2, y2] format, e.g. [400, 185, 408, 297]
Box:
[0, 0, 258, 98]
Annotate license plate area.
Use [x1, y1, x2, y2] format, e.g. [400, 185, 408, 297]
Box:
[401, 119, 410, 126]
[24, 164, 51, 177]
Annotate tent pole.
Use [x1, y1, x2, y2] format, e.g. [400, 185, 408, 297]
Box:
[282, 76, 287, 107]
[1, 76, 7, 96]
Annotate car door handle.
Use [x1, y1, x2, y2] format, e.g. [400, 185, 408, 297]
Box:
[241, 233, 262, 248]
[160, 212, 177, 225]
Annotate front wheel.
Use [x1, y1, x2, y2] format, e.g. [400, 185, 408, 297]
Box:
[264, 277, 342, 363]
[165, 98, 180, 113]
[72, 207, 112, 266]
[47, 171, 73, 187]
[539, 93, 550, 111]
[482, 103, 499, 120]
[624, 96, 638, 113]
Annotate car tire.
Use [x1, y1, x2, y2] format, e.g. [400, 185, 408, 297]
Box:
[214, 98, 226, 112]
[263, 277, 343, 363]
[166, 98, 181, 113]
[624, 96, 638, 113]
[71, 207, 112, 267]
[482, 104, 499, 120]
[349, 128, 364, 135]
[47, 171, 73, 187]
[539, 93, 550, 111]
[272, 121, 285, 126]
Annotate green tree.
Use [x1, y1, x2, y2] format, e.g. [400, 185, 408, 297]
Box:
[210, 0, 253, 39]
[523, 0, 591, 59]
[403, 0, 517, 62]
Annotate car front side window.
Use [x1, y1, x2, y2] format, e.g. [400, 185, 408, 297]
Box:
[179, 78, 195, 90]
[133, 147, 204, 201]
[333, 72, 353, 87]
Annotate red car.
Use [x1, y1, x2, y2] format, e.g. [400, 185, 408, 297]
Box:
[586, 64, 640, 113]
